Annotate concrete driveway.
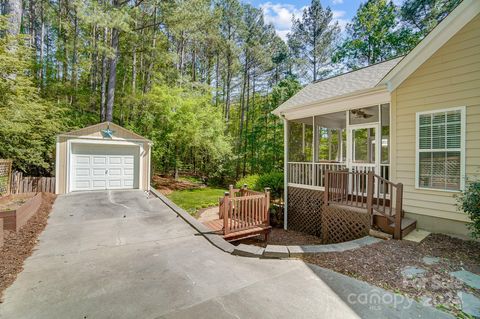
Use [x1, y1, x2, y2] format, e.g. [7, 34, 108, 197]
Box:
[0, 191, 450, 319]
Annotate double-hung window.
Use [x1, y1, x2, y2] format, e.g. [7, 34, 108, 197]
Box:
[416, 107, 465, 191]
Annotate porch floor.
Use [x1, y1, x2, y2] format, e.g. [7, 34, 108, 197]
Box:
[202, 218, 271, 242]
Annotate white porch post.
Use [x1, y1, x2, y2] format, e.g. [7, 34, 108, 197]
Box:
[302, 123, 305, 155]
[312, 116, 316, 186]
[339, 128, 344, 162]
[328, 128, 332, 161]
[346, 110, 351, 171]
[283, 117, 289, 230]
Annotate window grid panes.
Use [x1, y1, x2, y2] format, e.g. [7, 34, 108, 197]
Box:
[418, 109, 463, 191]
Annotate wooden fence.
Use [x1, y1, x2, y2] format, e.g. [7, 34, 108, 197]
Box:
[10, 171, 55, 194]
[0, 159, 13, 196]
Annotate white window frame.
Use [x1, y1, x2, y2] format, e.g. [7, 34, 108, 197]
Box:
[415, 106, 466, 192]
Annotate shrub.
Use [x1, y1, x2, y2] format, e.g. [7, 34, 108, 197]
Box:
[457, 181, 480, 239]
[234, 172, 284, 199]
[235, 175, 260, 190]
[257, 171, 284, 200]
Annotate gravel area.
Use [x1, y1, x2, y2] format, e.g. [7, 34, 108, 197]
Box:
[0, 193, 56, 301]
[237, 228, 323, 248]
[303, 234, 480, 317]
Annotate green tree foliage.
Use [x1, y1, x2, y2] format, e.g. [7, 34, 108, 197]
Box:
[125, 83, 231, 179]
[0, 0, 460, 182]
[334, 0, 417, 69]
[0, 17, 63, 174]
[288, 0, 340, 81]
[235, 174, 259, 189]
[401, 0, 462, 37]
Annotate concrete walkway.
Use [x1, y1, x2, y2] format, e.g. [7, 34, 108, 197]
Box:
[0, 190, 452, 319]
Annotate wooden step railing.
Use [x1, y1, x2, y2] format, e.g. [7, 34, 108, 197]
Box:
[324, 170, 403, 239]
[219, 185, 270, 235]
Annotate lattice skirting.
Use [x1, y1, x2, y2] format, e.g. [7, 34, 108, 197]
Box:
[322, 204, 370, 244]
[287, 187, 324, 237]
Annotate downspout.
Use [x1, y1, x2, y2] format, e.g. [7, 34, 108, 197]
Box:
[283, 116, 288, 230]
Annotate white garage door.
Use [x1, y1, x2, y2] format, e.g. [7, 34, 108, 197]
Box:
[71, 144, 139, 191]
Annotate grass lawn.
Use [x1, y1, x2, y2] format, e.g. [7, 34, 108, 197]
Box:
[167, 187, 225, 215]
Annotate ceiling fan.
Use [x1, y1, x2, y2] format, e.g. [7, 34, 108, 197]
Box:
[351, 108, 373, 119]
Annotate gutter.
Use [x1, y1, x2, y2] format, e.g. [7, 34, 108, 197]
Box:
[272, 86, 388, 118]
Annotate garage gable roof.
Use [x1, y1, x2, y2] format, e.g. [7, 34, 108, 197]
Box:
[58, 122, 151, 142]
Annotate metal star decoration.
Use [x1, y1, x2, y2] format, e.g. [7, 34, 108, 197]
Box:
[101, 125, 115, 138]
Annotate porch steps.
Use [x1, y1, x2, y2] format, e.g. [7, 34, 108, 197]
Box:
[389, 217, 417, 238]
[373, 214, 416, 239]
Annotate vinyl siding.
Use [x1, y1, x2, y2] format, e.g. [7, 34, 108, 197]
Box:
[391, 14, 480, 223]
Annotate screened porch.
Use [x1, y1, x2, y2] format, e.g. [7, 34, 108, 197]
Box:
[286, 104, 391, 189]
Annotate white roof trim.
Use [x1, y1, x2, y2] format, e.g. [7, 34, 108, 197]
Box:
[282, 87, 390, 120]
[273, 86, 388, 118]
[380, 0, 480, 92]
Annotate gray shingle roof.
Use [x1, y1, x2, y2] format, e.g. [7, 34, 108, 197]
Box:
[273, 57, 403, 115]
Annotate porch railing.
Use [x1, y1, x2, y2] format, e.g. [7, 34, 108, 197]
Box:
[287, 162, 390, 188]
[219, 185, 270, 235]
[288, 162, 348, 188]
[324, 170, 403, 239]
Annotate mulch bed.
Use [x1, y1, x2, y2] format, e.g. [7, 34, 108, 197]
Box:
[303, 234, 480, 316]
[0, 193, 56, 301]
[237, 228, 323, 248]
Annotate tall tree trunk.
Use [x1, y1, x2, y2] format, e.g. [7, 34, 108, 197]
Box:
[242, 70, 251, 177]
[91, 24, 98, 92]
[132, 27, 137, 94]
[56, 1, 62, 81]
[72, 6, 78, 104]
[100, 27, 108, 121]
[6, 0, 22, 36]
[215, 52, 219, 108]
[236, 55, 249, 178]
[29, 0, 36, 47]
[225, 48, 232, 123]
[62, 0, 69, 83]
[106, 27, 119, 122]
[249, 71, 256, 173]
[132, 47, 137, 93]
[145, 6, 157, 93]
[39, 1, 45, 88]
[191, 45, 196, 82]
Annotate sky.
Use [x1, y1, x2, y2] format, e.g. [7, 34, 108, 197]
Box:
[246, 0, 402, 41]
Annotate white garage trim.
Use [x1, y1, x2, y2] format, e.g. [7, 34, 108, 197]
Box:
[55, 136, 60, 194]
[67, 139, 144, 193]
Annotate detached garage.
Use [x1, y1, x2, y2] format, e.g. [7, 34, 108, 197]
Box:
[55, 122, 152, 194]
